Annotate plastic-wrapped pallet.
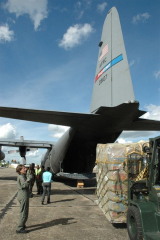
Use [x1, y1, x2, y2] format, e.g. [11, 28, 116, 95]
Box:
[95, 142, 147, 223]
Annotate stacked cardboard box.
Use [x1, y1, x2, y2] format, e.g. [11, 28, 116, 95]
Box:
[96, 142, 147, 223]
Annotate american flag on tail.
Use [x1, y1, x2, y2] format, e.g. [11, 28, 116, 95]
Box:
[99, 44, 108, 61]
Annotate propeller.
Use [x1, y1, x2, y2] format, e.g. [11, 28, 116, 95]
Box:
[8, 149, 19, 154]
[27, 148, 38, 152]
[8, 147, 38, 165]
[8, 136, 38, 165]
[8, 148, 38, 154]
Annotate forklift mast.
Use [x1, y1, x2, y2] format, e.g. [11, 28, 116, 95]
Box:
[148, 136, 160, 211]
[148, 136, 160, 186]
[127, 136, 160, 240]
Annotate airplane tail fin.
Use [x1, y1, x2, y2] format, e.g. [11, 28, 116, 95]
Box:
[90, 7, 135, 113]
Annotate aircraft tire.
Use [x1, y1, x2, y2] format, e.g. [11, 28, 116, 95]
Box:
[127, 206, 143, 240]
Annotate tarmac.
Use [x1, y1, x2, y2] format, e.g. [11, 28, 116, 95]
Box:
[0, 168, 129, 240]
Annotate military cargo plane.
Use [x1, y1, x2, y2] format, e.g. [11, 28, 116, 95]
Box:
[0, 7, 160, 179]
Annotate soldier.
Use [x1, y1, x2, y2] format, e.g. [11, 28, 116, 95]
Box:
[26, 164, 35, 198]
[39, 165, 45, 194]
[31, 163, 35, 178]
[16, 164, 30, 234]
[31, 163, 36, 185]
[35, 165, 41, 194]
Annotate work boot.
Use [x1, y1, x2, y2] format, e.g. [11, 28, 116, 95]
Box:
[16, 229, 29, 234]
[41, 202, 44, 205]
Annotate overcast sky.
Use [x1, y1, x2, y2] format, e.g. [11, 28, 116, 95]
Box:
[0, 0, 160, 164]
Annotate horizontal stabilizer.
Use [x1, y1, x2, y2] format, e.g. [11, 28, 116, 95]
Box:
[0, 103, 160, 133]
[0, 106, 97, 127]
[124, 119, 160, 131]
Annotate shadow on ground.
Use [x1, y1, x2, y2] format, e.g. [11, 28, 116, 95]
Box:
[53, 176, 97, 187]
[0, 176, 17, 181]
[27, 218, 76, 232]
[113, 223, 127, 229]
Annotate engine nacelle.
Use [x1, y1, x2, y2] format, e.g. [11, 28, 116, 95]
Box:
[0, 147, 5, 160]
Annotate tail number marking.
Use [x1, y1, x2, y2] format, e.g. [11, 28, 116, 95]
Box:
[99, 74, 107, 85]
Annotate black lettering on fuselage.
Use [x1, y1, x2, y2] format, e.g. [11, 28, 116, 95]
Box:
[99, 57, 107, 68]
[99, 74, 107, 85]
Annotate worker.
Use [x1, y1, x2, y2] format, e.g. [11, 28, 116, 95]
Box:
[39, 165, 45, 194]
[31, 163, 36, 188]
[24, 164, 29, 172]
[16, 164, 30, 234]
[41, 165, 45, 173]
[35, 165, 41, 194]
[31, 163, 35, 180]
[41, 167, 53, 204]
[26, 164, 35, 198]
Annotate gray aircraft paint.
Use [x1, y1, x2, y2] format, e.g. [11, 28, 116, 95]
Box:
[0, 7, 160, 178]
[44, 128, 75, 173]
[90, 7, 134, 113]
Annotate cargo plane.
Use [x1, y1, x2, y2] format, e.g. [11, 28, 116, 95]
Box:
[0, 7, 160, 179]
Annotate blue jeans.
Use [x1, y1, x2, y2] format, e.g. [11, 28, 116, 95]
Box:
[42, 182, 51, 203]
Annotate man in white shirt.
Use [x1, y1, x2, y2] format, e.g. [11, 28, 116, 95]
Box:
[41, 167, 53, 204]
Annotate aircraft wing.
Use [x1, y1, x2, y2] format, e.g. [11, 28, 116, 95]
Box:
[0, 138, 54, 148]
[0, 106, 98, 127]
[124, 119, 160, 131]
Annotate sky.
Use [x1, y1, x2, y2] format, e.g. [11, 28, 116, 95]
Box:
[0, 0, 160, 164]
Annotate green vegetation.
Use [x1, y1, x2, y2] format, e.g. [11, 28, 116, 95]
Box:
[0, 159, 20, 167]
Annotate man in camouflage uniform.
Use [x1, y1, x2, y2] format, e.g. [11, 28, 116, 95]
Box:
[39, 165, 45, 194]
[26, 164, 35, 198]
[16, 164, 30, 234]
[35, 165, 41, 194]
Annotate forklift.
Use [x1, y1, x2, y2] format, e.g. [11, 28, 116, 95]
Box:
[127, 136, 160, 240]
